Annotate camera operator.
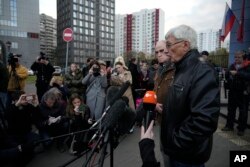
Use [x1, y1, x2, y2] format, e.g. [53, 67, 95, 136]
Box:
[7, 53, 28, 105]
[31, 52, 55, 102]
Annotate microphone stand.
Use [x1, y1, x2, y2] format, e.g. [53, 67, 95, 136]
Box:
[82, 131, 104, 167]
[98, 130, 114, 167]
[83, 129, 115, 167]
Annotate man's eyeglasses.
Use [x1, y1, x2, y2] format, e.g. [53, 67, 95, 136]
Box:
[166, 40, 184, 48]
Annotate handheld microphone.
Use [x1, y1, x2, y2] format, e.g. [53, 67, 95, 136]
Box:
[142, 91, 157, 131]
[89, 81, 131, 130]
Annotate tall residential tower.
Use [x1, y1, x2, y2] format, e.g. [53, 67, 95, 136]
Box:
[57, 0, 115, 67]
[115, 9, 165, 57]
[40, 14, 57, 64]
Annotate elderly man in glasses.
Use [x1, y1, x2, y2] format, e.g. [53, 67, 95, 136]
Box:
[160, 25, 220, 167]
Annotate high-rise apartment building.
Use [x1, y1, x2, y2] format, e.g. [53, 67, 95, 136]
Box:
[40, 14, 57, 64]
[0, 0, 40, 67]
[57, 0, 115, 67]
[197, 29, 221, 52]
[115, 9, 165, 57]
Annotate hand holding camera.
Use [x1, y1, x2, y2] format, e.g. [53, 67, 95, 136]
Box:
[15, 94, 27, 107]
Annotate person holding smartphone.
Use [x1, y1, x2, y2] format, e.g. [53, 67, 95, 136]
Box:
[5, 91, 41, 164]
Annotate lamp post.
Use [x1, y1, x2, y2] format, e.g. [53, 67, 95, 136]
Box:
[6, 41, 11, 65]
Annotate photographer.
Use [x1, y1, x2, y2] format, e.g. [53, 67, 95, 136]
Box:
[3, 91, 41, 166]
[7, 53, 28, 104]
[31, 52, 55, 102]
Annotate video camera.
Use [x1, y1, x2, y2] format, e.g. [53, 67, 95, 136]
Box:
[8, 53, 22, 67]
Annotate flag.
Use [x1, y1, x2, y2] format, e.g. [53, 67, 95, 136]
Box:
[237, 0, 245, 42]
[220, 3, 236, 42]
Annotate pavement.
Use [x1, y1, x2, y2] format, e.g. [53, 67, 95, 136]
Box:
[24, 83, 250, 167]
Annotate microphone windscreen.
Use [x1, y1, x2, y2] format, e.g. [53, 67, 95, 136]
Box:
[102, 99, 127, 132]
[107, 81, 130, 106]
[106, 86, 120, 106]
[117, 106, 136, 134]
[143, 91, 157, 105]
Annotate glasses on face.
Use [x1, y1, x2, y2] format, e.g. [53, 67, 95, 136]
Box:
[166, 40, 184, 49]
[155, 49, 164, 54]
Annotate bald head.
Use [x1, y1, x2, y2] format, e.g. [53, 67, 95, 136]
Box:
[155, 40, 170, 64]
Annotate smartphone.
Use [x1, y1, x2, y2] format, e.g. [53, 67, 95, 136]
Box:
[26, 95, 33, 101]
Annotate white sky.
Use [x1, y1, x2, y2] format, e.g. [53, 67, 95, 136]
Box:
[39, 0, 231, 33]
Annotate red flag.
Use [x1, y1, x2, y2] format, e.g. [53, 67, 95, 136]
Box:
[237, 0, 245, 42]
[220, 3, 236, 42]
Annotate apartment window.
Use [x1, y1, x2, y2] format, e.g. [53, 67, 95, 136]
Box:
[0, 0, 2, 15]
[79, 6, 83, 12]
[85, 29, 89, 35]
[79, 20, 83, 27]
[11, 42, 18, 49]
[73, 4, 77, 10]
[85, 22, 89, 28]
[79, 13, 83, 19]
[90, 2, 94, 8]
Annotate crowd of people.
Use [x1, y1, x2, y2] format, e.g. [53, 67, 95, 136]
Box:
[0, 48, 161, 166]
[0, 24, 250, 167]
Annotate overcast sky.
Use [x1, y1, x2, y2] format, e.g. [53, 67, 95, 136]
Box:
[40, 0, 231, 33]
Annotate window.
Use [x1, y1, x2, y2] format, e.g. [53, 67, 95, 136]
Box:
[0, 0, 2, 15]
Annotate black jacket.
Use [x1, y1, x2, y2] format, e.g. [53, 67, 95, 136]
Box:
[225, 63, 250, 92]
[31, 62, 55, 84]
[139, 138, 160, 167]
[161, 50, 220, 164]
[0, 61, 9, 93]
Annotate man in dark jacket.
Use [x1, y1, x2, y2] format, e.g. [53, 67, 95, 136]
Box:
[221, 51, 250, 136]
[161, 25, 220, 167]
[31, 52, 55, 102]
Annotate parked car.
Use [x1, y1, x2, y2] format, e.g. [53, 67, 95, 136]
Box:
[53, 66, 62, 75]
[28, 69, 34, 76]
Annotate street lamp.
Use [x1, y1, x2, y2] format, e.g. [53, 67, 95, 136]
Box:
[5, 41, 11, 64]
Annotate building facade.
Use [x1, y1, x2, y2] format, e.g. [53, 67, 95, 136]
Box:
[197, 29, 221, 52]
[57, 0, 115, 67]
[229, 0, 250, 64]
[0, 0, 40, 67]
[40, 14, 57, 64]
[115, 8, 165, 57]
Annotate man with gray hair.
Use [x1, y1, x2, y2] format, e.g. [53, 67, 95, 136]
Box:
[160, 25, 220, 166]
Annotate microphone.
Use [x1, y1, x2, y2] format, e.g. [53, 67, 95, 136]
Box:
[142, 91, 157, 131]
[89, 81, 131, 130]
[107, 81, 131, 106]
[89, 99, 127, 143]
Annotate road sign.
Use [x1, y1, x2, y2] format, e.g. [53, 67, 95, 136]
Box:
[63, 28, 73, 42]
